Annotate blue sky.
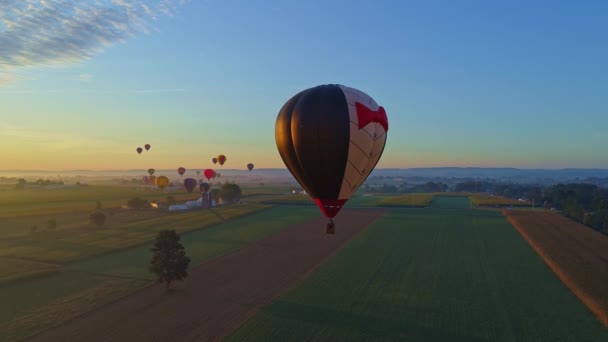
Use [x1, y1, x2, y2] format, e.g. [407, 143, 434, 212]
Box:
[1, 0, 607, 170]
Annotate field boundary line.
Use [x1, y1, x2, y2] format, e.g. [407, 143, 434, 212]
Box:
[62, 205, 274, 266]
[226, 208, 386, 339]
[504, 213, 608, 327]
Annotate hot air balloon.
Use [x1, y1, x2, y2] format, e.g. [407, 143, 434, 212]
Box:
[155, 176, 169, 189]
[184, 178, 197, 193]
[212, 171, 217, 179]
[203, 169, 215, 181]
[275, 84, 388, 233]
[145, 144, 151, 151]
[137, 147, 143, 154]
[216, 172, 221, 178]
[217, 155, 226, 166]
[212, 157, 217, 165]
[148, 175, 157, 185]
[177, 167, 186, 176]
[196, 170, 200, 176]
[143, 176, 149, 184]
[247, 163, 254, 171]
[199, 182, 210, 193]
[147, 168, 155, 176]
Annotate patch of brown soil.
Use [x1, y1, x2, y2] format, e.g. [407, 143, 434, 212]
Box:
[504, 210, 608, 327]
[28, 208, 384, 342]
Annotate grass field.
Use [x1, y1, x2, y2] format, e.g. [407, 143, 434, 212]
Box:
[229, 198, 608, 341]
[0, 203, 270, 264]
[376, 193, 435, 207]
[504, 210, 608, 327]
[0, 258, 59, 284]
[469, 193, 531, 207]
[0, 206, 320, 340]
[0, 186, 206, 219]
[69, 206, 320, 279]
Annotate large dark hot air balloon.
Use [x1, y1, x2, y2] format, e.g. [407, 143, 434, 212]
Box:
[199, 182, 210, 193]
[212, 157, 217, 165]
[145, 144, 151, 151]
[217, 155, 226, 166]
[203, 169, 215, 181]
[247, 163, 254, 171]
[137, 147, 143, 154]
[177, 167, 186, 176]
[147, 168, 155, 176]
[275, 84, 388, 233]
[184, 178, 197, 193]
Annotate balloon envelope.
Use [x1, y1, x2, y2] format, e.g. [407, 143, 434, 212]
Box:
[155, 176, 169, 189]
[183, 178, 197, 193]
[275, 84, 388, 218]
[199, 182, 210, 193]
[177, 167, 186, 176]
[212, 157, 217, 164]
[143, 176, 149, 183]
[137, 147, 143, 154]
[247, 163, 254, 171]
[203, 169, 214, 181]
[145, 144, 151, 151]
[148, 175, 157, 185]
[217, 155, 226, 166]
[147, 168, 155, 176]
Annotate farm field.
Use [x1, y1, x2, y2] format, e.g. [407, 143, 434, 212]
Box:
[27, 209, 384, 342]
[504, 210, 608, 327]
[0, 203, 270, 264]
[229, 198, 608, 341]
[376, 193, 435, 207]
[0, 186, 205, 219]
[469, 193, 531, 207]
[0, 206, 319, 340]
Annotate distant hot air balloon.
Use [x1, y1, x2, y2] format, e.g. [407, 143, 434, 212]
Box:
[143, 176, 149, 184]
[212, 157, 217, 165]
[212, 171, 217, 179]
[217, 155, 226, 166]
[155, 176, 169, 189]
[196, 170, 200, 176]
[199, 182, 210, 193]
[204, 169, 215, 181]
[198, 178, 203, 184]
[183, 178, 197, 193]
[177, 167, 186, 176]
[147, 168, 155, 176]
[247, 163, 254, 171]
[148, 175, 157, 185]
[216, 172, 221, 178]
[275, 84, 388, 233]
[137, 147, 143, 154]
[145, 144, 151, 151]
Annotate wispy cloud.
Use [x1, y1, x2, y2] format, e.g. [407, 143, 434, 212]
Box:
[77, 73, 93, 82]
[0, 0, 189, 86]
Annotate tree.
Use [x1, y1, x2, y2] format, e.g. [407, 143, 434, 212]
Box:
[89, 211, 106, 228]
[220, 183, 242, 204]
[149, 230, 191, 290]
[47, 219, 57, 230]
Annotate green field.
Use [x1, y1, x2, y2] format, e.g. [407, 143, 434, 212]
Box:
[0, 205, 319, 340]
[229, 198, 608, 341]
[0, 203, 270, 265]
[69, 206, 320, 279]
[377, 193, 436, 207]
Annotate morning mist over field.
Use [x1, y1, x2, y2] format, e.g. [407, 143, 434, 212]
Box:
[1, 1, 608, 341]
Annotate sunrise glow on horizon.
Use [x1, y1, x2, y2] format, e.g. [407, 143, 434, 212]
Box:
[2, 1, 607, 171]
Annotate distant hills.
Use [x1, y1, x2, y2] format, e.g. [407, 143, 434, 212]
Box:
[2, 167, 608, 184]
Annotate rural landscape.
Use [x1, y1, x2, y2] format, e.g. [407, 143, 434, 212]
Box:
[2, 0, 607, 341]
[1, 170, 608, 341]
